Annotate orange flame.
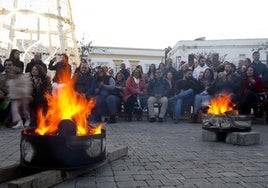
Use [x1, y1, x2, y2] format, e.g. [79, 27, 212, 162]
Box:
[207, 94, 236, 115]
[35, 79, 102, 136]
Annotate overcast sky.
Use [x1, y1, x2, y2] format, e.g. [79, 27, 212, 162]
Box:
[70, 0, 268, 49]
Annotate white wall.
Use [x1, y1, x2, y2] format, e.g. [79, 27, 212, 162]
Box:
[88, 46, 165, 73]
[168, 38, 268, 67]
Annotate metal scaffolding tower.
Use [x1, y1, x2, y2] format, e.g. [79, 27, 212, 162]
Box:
[0, 0, 79, 65]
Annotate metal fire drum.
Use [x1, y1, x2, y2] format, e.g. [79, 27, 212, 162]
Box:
[20, 128, 106, 169]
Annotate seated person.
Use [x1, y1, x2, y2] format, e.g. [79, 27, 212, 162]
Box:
[93, 67, 118, 123]
[239, 66, 264, 117]
[165, 71, 176, 118]
[72, 62, 96, 99]
[192, 68, 215, 122]
[208, 62, 242, 105]
[147, 68, 170, 122]
[173, 69, 199, 124]
[123, 68, 147, 121]
[114, 72, 126, 115]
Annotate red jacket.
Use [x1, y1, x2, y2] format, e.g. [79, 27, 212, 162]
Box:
[241, 77, 264, 96]
[123, 75, 147, 102]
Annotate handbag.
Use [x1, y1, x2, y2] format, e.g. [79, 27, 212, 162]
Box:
[0, 100, 10, 110]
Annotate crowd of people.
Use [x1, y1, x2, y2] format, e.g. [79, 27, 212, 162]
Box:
[0, 49, 268, 129]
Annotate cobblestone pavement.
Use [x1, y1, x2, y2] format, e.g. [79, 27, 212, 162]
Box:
[1, 118, 268, 188]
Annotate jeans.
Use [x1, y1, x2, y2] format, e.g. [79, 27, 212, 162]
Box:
[193, 94, 212, 114]
[94, 94, 117, 117]
[174, 89, 194, 119]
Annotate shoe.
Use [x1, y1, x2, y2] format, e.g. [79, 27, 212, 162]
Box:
[126, 115, 132, 122]
[94, 115, 102, 122]
[24, 119, 30, 127]
[190, 114, 198, 123]
[12, 120, 24, 129]
[149, 118, 156, 123]
[107, 116, 116, 124]
[174, 118, 179, 124]
[158, 118, 163, 122]
[136, 114, 142, 121]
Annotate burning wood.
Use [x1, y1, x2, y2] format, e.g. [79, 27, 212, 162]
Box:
[207, 94, 236, 115]
[202, 114, 251, 130]
[32, 75, 103, 136]
[202, 94, 251, 131]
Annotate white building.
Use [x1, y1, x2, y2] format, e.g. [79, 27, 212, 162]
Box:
[168, 38, 268, 69]
[87, 46, 165, 74]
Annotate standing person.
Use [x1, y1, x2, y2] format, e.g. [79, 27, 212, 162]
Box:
[9, 49, 24, 74]
[118, 63, 130, 80]
[147, 63, 156, 80]
[48, 53, 72, 93]
[163, 58, 178, 81]
[30, 65, 52, 127]
[135, 65, 144, 75]
[7, 61, 33, 129]
[243, 58, 251, 67]
[158, 62, 165, 74]
[0, 59, 13, 126]
[177, 61, 189, 80]
[250, 51, 267, 77]
[193, 56, 209, 80]
[0, 58, 4, 73]
[147, 68, 170, 122]
[123, 68, 147, 121]
[239, 66, 264, 116]
[108, 67, 114, 78]
[25, 52, 47, 73]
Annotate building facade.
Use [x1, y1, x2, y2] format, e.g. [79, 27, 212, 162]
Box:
[167, 38, 268, 69]
[86, 46, 165, 74]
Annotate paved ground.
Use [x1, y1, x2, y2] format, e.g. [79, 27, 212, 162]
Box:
[0, 118, 268, 188]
